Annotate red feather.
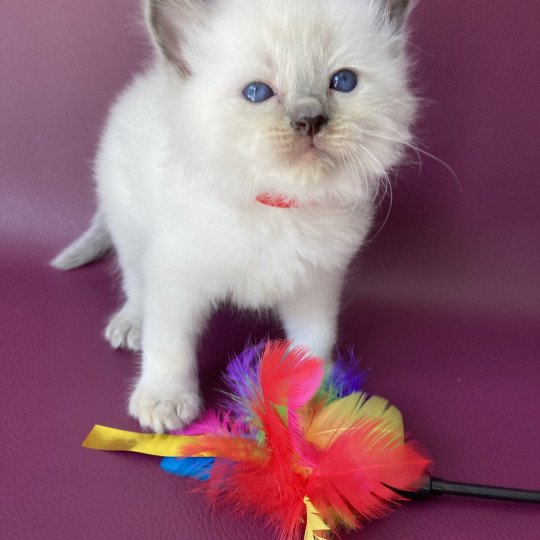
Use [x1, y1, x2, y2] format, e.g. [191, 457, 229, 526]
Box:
[203, 455, 308, 540]
[260, 341, 324, 408]
[257, 342, 320, 467]
[182, 434, 263, 463]
[306, 418, 430, 529]
[182, 343, 324, 538]
[184, 403, 308, 539]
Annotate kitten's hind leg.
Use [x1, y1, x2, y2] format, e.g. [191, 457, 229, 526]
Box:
[105, 255, 143, 352]
[105, 300, 142, 352]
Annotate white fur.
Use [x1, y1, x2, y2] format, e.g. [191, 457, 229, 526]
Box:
[55, 0, 415, 432]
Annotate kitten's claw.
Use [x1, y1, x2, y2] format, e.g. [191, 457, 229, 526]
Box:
[105, 309, 142, 351]
[128, 384, 202, 433]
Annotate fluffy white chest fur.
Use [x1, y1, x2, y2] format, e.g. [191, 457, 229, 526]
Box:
[53, 0, 415, 433]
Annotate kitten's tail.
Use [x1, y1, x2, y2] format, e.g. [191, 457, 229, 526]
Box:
[50, 210, 112, 270]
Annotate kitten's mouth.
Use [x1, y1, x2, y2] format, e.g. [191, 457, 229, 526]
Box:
[293, 136, 327, 163]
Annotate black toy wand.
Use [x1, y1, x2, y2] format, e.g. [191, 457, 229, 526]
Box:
[388, 476, 540, 504]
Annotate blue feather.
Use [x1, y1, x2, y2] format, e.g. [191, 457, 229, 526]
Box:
[160, 457, 215, 481]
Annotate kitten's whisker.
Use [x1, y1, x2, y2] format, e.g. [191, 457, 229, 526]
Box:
[341, 148, 366, 210]
[370, 174, 394, 241]
[354, 141, 394, 234]
[352, 127, 462, 192]
[398, 37, 437, 58]
[347, 123, 419, 173]
[357, 98, 414, 120]
[357, 140, 387, 178]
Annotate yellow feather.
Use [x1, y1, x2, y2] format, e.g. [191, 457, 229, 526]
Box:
[303, 497, 330, 540]
[358, 394, 404, 443]
[304, 392, 404, 449]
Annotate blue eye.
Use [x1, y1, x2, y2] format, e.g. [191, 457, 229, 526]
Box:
[330, 69, 358, 93]
[243, 82, 275, 103]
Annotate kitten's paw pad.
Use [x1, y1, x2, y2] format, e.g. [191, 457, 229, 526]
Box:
[105, 312, 142, 351]
[128, 386, 202, 433]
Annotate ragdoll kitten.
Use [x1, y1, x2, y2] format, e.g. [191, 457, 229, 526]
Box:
[53, 0, 415, 433]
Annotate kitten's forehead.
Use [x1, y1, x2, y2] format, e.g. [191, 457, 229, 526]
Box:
[204, 0, 381, 87]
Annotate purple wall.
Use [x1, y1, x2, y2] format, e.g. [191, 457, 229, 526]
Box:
[1, 2, 539, 539]
[357, 1, 540, 315]
[2, 1, 538, 312]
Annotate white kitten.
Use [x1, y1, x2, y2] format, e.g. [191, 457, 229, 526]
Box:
[52, 0, 415, 433]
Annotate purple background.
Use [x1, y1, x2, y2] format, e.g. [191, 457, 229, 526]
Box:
[1, 1, 539, 538]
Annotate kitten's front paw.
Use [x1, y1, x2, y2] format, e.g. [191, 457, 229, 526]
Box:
[128, 384, 202, 433]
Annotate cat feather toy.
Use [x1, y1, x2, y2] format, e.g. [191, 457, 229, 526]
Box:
[83, 341, 540, 539]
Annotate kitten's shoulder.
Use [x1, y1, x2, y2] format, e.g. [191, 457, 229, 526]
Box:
[98, 66, 172, 165]
[95, 66, 174, 198]
[107, 67, 168, 122]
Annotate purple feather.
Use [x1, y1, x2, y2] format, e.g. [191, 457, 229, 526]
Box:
[222, 342, 265, 416]
[325, 348, 367, 398]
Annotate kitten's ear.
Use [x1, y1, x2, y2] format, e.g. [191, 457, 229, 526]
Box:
[379, 0, 414, 31]
[145, 0, 206, 76]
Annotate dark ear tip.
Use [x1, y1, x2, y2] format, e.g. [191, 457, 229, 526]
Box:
[147, 0, 201, 77]
[386, 0, 414, 29]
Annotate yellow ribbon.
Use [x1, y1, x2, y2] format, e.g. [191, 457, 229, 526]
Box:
[82, 425, 215, 457]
